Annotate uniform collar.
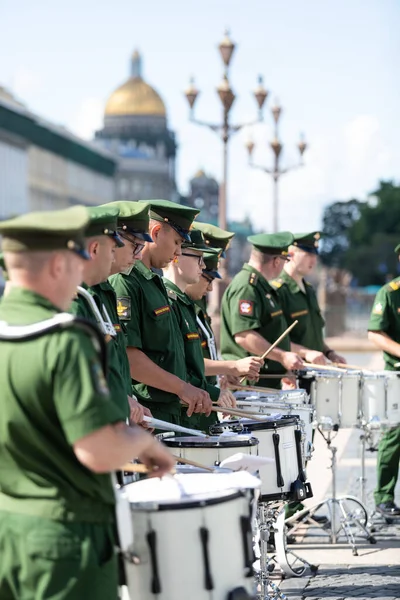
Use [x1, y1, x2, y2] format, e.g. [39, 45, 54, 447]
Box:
[281, 270, 306, 293]
[163, 278, 192, 305]
[134, 259, 158, 281]
[2, 286, 61, 313]
[99, 280, 114, 292]
[242, 263, 269, 286]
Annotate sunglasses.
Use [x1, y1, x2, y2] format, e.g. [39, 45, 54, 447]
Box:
[181, 252, 205, 267]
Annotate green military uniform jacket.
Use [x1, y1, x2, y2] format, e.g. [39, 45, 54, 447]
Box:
[368, 277, 400, 370]
[194, 299, 217, 385]
[164, 280, 220, 429]
[271, 271, 325, 351]
[0, 287, 124, 522]
[110, 261, 187, 416]
[70, 282, 130, 418]
[221, 263, 289, 387]
[194, 300, 219, 430]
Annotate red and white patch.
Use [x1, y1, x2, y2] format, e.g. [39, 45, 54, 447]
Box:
[239, 300, 254, 316]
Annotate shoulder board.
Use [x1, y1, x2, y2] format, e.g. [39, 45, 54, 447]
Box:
[167, 289, 178, 301]
[249, 272, 258, 286]
[270, 278, 283, 289]
[388, 281, 400, 292]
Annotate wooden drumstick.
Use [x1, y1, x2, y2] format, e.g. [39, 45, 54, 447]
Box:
[170, 454, 214, 472]
[120, 463, 176, 475]
[332, 361, 368, 371]
[303, 362, 346, 373]
[229, 384, 279, 393]
[239, 320, 299, 384]
[209, 406, 267, 422]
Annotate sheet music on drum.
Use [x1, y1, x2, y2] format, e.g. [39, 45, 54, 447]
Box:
[125, 471, 261, 504]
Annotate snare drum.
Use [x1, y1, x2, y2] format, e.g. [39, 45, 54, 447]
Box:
[234, 399, 315, 461]
[361, 371, 400, 426]
[234, 388, 309, 405]
[216, 417, 309, 502]
[163, 434, 259, 466]
[124, 475, 258, 600]
[298, 370, 361, 428]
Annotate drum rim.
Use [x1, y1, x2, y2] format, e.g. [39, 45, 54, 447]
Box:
[129, 489, 246, 511]
[240, 416, 298, 430]
[163, 435, 259, 448]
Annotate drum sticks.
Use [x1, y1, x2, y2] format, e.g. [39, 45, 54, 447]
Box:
[209, 406, 267, 422]
[170, 454, 215, 472]
[239, 320, 299, 384]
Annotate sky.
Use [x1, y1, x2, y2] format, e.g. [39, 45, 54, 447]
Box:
[0, 0, 399, 232]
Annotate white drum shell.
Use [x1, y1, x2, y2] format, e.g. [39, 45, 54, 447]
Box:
[361, 371, 400, 426]
[125, 483, 254, 600]
[236, 401, 314, 461]
[309, 372, 361, 427]
[164, 435, 259, 466]
[241, 420, 300, 499]
[234, 388, 308, 405]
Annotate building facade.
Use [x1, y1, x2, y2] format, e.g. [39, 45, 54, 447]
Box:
[0, 86, 116, 219]
[94, 51, 177, 202]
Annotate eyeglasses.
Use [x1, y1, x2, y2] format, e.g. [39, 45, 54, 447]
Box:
[201, 273, 214, 284]
[181, 253, 205, 267]
[120, 233, 145, 256]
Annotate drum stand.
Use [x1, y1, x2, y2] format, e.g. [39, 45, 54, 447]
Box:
[255, 502, 316, 598]
[285, 424, 376, 556]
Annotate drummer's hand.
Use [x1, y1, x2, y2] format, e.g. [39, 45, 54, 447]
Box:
[281, 352, 303, 371]
[224, 374, 241, 387]
[328, 351, 346, 364]
[304, 350, 327, 366]
[217, 389, 237, 409]
[231, 356, 264, 380]
[140, 406, 155, 432]
[137, 438, 175, 478]
[281, 376, 296, 390]
[178, 382, 212, 417]
[128, 396, 145, 424]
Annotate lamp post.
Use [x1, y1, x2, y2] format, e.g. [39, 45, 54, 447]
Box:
[185, 31, 268, 232]
[246, 100, 307, 232]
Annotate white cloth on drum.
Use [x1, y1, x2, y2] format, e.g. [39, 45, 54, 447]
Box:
[220, 452, 274, 472]
[125, 471, 261, 504]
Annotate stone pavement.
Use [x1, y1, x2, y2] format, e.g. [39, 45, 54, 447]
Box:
[276, 351, 400, 599]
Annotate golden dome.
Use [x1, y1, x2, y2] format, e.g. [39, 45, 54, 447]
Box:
[105, 77, 166, 117]
[105, 50, 166, 117]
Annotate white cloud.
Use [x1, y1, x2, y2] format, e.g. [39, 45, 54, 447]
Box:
[69, 98, 104, 140]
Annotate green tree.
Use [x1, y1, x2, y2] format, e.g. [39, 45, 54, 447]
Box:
[320, 181, 400, 286]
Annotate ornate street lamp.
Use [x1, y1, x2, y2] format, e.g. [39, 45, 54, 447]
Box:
[185, 30, 268, 232]
[246, 100, 307, 232]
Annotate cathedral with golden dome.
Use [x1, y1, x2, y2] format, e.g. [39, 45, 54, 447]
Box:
[95, 50, 177, 201]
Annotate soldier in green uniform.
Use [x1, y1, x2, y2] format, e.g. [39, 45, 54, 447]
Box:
[0, 206, 174, 600]
[110, 200, 212, 425]
[221, 232, 304, 388]
[70, 206, 146, 422]
[368, 243, 400, 516]
[163, 230, 237, 429]
[192, 221, 235, 315]
[270, 232, 346, 365]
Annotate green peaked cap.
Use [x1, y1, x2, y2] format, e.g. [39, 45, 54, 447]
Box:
[0, 205, 91, 259]
[203, 249, 222, 280]
[86, 206, 124, 247]
[182, 229, 219, 254]
[248, 231, 294, 255]
[100, 201, 152, 242]
[193, 222, 235, 257]
[139, 199, 199, 242]
[292, 231, 321, 255]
